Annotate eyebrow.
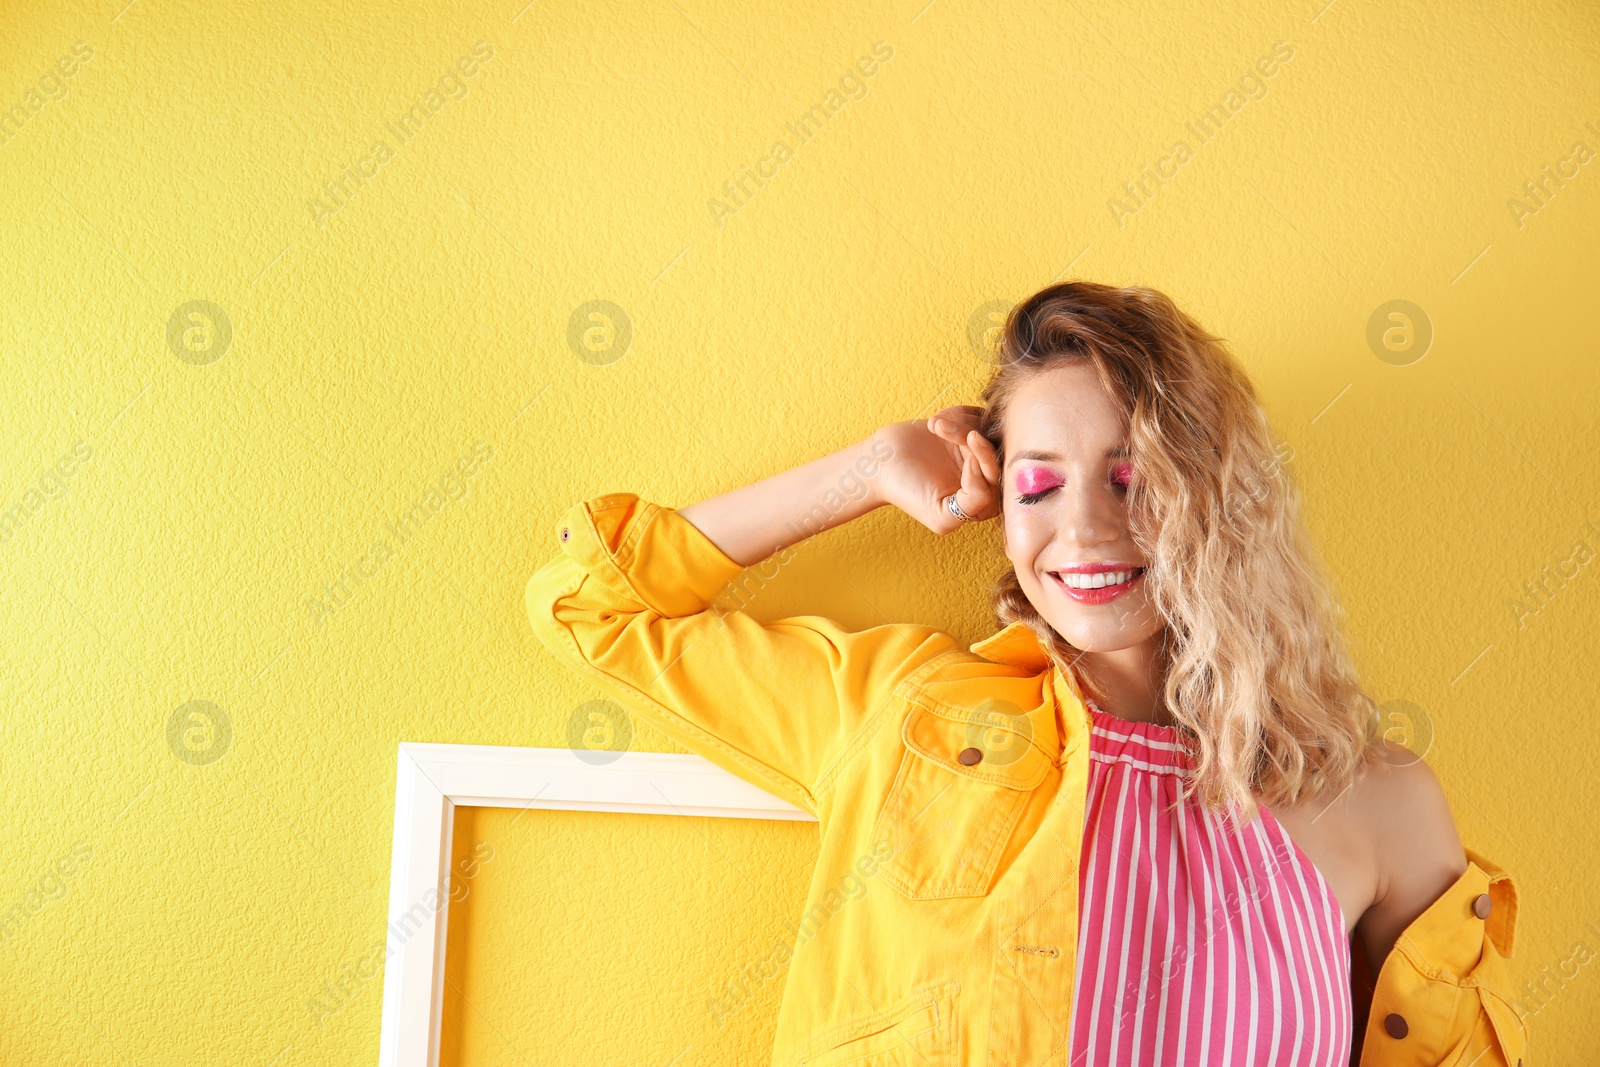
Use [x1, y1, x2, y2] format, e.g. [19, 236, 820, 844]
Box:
[1009, 447, 1129, 464]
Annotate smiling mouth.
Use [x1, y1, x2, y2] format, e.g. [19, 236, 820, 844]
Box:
[1048, 567, 1146, 603]
[1053, 568, 1145, 589]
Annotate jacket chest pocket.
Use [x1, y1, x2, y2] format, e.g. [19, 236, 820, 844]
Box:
[871, 701, 1053, 900]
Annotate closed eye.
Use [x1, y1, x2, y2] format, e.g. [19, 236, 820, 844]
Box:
[1018, 471, 1130, 505]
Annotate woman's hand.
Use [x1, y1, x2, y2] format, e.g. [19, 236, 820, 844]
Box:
[873, 405, 1003, 534]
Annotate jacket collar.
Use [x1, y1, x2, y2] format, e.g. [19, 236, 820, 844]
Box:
[969, 620, 1088, 702]
[967, 620, 1092, 761]
[968, 619, 1052, 671]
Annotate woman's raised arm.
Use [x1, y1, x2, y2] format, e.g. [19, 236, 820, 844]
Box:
[677, 408, 1003, 564]
[524, 412, 1000, 819]
[674, 432, 896, 566]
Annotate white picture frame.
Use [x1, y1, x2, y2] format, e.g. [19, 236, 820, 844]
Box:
[376, 742, 817, 1067]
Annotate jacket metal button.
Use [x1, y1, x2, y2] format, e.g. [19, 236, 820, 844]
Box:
[958, 746, 983, 766]
[1383, 1013, 1408, 1039]
[1473, 892, 1492, 919]
[560, 527, 570, 542]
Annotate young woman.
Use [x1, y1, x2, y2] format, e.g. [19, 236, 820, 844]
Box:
[526, 281, 1525, 1065]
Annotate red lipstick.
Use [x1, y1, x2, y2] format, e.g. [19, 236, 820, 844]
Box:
[1048, 562, 1147, 605]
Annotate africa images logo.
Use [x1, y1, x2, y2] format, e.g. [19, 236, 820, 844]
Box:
[303, 441, 494, 629]
[705, 41, 895, 228]
[306, 41, 495, 229]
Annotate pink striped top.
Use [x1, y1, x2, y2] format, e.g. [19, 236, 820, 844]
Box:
[1067, 700, 1352, 1066]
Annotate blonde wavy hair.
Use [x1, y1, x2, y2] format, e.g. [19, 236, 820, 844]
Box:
[977, 280, 1385, 819]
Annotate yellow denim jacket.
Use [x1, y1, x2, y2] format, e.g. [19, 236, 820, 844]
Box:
[525, 492, 1529, 1067]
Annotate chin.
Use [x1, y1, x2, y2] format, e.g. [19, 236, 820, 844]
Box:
[1040, 606, 1157, 651]
[1055, 631, 1138, 654]
[1022, 580, 1158, 651]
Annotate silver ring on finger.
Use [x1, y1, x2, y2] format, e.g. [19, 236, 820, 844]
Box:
[946, 493, 975, 523]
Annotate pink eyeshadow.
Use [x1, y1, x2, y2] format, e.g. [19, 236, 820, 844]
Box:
[1015, 466, 1063, 495]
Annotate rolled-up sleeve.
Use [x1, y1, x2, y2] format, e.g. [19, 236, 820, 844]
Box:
[524, 492, 960, 817]
[1357, 846, 1526, 1066]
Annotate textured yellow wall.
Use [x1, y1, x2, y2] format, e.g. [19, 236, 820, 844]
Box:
[2, 0, 1597, 1063]
[440, 806, 818, 1065]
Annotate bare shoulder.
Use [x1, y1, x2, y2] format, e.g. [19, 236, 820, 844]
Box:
[1348, 740, 1469, 969]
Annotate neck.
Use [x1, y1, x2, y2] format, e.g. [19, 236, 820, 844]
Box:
[1073, 631, 1173, 727]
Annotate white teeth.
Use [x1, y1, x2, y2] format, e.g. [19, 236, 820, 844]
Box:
[1056, 569, 1140, 589]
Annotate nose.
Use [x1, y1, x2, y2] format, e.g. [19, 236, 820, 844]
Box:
[1056, 476, 1123, 548]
